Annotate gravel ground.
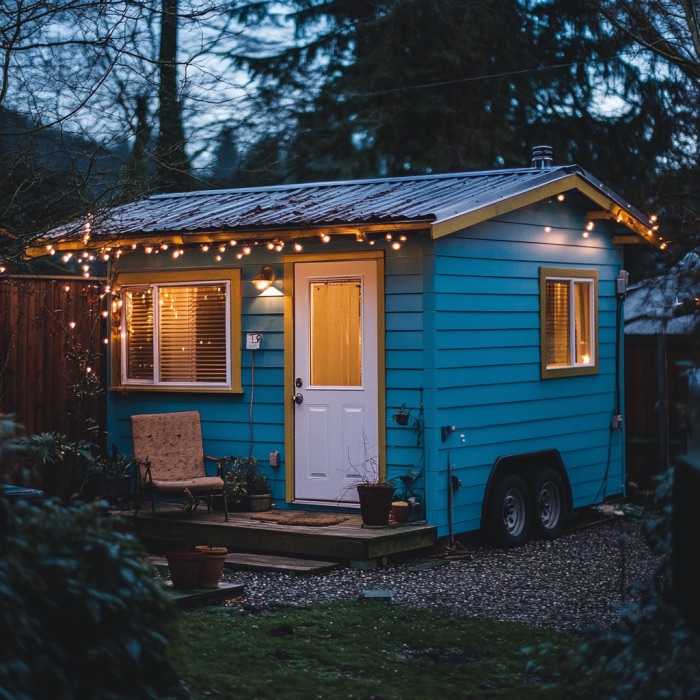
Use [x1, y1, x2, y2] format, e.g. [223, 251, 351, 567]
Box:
[219, 512, 663, 631]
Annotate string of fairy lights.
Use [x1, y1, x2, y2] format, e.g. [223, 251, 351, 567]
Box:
[40, 229, 415, 278]
[23, 191, 664, 368]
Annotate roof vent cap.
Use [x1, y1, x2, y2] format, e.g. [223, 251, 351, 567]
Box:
[531, 145, 553, 169]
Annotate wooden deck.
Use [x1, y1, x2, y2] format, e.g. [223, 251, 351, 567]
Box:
[121, 506, 437, 563]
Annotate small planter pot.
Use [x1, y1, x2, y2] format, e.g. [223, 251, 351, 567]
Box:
[393, 412, 411, 426]
[248, 493, 272, 512]
[391, 501, 410, 524]
[165, 550, 204, 590]
[357, 484, 395, 527]
[194, 546, 228, 589]
[83, 476, 132, 503]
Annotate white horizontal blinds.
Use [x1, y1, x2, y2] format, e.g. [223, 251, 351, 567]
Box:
[545, 280, 570, 367]
[125, 288, 154, 380]
[310, 280, 362, 387]
[574, 280, 593, 365]
[158, 285, 227, 383]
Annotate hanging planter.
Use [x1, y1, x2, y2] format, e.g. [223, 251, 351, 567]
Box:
[165, 550, 204, 590]
[391, 403, 411, 426]
[194, 546, 228, 589]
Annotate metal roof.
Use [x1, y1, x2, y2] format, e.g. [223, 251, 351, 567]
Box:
[42, 164, 659, 246]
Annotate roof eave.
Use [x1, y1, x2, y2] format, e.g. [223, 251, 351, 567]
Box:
[24, 220, 434, 258]
[430, 170, 662, 248]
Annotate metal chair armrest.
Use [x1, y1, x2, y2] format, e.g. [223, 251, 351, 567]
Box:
[205, 455, 230, 477]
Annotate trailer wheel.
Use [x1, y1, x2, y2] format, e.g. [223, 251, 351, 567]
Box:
[487, 473, 531, 547]
[531, 468, 566, 540]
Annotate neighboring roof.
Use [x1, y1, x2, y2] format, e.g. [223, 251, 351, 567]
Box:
[32, 163, 662, 253]
[625, 251, 700, 335]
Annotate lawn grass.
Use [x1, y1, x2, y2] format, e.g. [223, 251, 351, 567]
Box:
[168, 601, 598, 699]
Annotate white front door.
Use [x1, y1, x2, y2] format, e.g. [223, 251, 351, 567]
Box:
[293, 260, 379, 504]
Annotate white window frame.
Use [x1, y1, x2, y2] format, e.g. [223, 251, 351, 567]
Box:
[540, 267, 598, 379]
[113, 268, 242, 393]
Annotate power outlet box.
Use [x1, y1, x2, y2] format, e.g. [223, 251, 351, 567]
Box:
[246, 332, 263, 350]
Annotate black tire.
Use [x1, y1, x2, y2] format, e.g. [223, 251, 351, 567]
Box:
[530, 468, 566, 540]
[486, 473, 531, 547]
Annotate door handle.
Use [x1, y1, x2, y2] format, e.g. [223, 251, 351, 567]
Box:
[292, 393, 304, 404]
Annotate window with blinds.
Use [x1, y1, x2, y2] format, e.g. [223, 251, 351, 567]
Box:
[540, 268, 598, 378]
[121, 278, 232, 388]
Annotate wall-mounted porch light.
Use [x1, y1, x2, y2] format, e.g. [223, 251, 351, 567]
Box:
[252, 265, 276, 292]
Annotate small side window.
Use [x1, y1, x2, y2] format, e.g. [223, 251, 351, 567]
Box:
[540, 268, 598, 378]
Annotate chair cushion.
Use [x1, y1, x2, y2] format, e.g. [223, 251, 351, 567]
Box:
[150, 476, 224, 494]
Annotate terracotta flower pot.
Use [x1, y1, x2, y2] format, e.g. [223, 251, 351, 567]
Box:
[165, 550, 204, 590]
[195, 546, 228, 589]
[391, 501, 410, 523]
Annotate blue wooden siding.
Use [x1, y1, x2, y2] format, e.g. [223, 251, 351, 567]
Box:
[425, 200, 625, 536]
[106, 249, 288, 503]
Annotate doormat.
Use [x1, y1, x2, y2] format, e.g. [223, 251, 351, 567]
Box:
[250, 511, 348, 527]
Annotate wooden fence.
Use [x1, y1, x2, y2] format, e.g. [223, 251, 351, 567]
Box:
[0, 276, 107, 442]
[625, 333, 700, 490]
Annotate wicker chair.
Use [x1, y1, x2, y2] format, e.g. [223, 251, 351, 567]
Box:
[131, 410, 228, 521]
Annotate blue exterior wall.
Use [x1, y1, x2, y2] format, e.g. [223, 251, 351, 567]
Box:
[423, 199, 625, 536]
[106, 194, 625, 538]
[106, 249, 289, 504]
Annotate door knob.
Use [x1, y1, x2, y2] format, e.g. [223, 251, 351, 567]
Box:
[292, 393, 304, 404]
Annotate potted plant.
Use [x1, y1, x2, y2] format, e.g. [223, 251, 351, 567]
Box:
[351, 435, 397, 526]
[165, 546, 205, 590]
[356, 479, 397, 526]
[242, 457, 271, 512]
[194, 545, 228, 588]
[11, 431, 92, 502]
[391, 500, 410, 523]
[391, 403, 412, 426]
[82, 444, 134, 504]
[222, 456, 271, 512]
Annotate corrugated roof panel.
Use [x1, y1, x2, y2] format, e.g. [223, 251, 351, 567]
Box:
[45, 166, 654, 242]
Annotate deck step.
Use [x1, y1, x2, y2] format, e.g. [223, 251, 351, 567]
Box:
[225, 552, 340, 575]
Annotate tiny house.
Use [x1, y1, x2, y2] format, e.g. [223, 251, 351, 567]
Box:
[33, 152, 661, 546]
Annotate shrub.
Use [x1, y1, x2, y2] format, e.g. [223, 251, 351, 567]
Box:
[0, 495, 186, 699]
[540, 469, 700, 699]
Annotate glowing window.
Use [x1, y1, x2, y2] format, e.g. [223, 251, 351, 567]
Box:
[540, 268, 598, 378]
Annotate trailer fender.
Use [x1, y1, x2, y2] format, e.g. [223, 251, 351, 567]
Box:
[480, 449, 573, 530]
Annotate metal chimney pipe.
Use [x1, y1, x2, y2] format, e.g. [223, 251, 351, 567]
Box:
[531, 145, 553, 169]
